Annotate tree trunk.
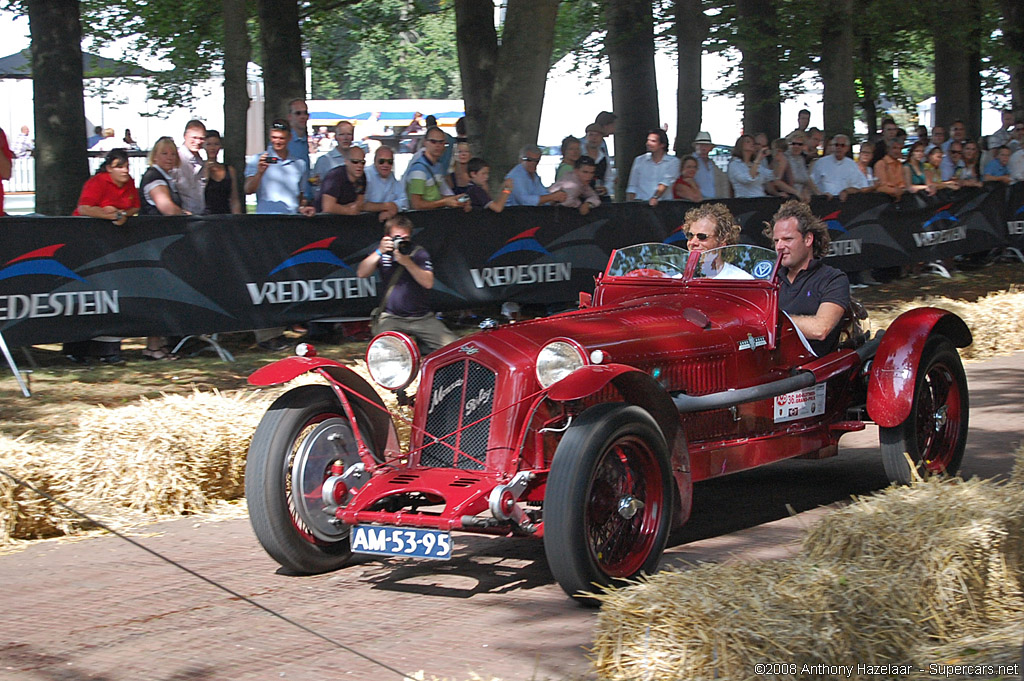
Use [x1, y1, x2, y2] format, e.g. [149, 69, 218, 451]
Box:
[856, 33, 878, 136]
[223, 0, 251, 203]
[606, 0, 660, 201]
[675, 0, 708, 156]
[966, 0, 982, 140]
[454, 0, 498, 154]
[1000, 0, 1024, 115]
[736, 0, 780, 140]
[479, 0, 560, 191]
[933, 4, 973, 133]
[820, 0, 855, 143]
[257, 0, 305, 136]
[28, 0, 89, 216]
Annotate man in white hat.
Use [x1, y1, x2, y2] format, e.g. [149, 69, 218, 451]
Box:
[692, 131, 731, 199]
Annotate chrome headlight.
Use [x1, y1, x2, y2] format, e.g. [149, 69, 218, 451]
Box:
[536, 338, 588, 389]
[365, 332, 420, 390]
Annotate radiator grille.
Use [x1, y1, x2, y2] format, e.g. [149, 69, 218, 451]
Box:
[420, 360, 495, 470]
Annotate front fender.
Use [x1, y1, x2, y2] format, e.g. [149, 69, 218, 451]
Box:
[248, 355, 349, 386]
[548, 364, 692, 529]
[250, 356, 399, 459]
[867, 307, 972, 428]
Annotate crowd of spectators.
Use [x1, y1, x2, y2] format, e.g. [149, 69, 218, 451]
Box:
[4, 101, 1023, 363]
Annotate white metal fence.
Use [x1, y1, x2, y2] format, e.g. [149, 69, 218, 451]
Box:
[4, 154, 151, 194]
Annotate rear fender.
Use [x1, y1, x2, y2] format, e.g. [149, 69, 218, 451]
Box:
[250, 356, 400, 460]
[547, 364, 691, 526]
[867, 308, 972, 428]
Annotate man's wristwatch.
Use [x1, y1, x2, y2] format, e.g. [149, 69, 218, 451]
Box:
[115, 210, 127, 220]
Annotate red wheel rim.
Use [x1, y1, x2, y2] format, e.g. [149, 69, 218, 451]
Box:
[584, 434, 664, 577]
[915, 360, 963, 473]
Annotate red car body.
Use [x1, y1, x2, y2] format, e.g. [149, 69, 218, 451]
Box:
[246, 244, 971, 601]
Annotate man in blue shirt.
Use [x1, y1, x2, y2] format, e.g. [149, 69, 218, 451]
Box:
[244, 119, 315, 216]
[504, 145, 567, 207]
[365, 146, 408, 222]
[286, 98, 313, 200]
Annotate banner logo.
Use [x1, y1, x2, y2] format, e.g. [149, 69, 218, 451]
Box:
[247, 236, 375, 305]
[821, 210, 847, 234]
[470, 226, 571, 288]
[0, 244, 87, 283]
[922, 203, 958, 229]
[268, 237, 353, 275]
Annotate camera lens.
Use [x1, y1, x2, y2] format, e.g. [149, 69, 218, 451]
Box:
[397, 239, 412, 255]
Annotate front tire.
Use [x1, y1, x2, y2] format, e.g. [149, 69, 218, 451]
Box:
[246, 384, 376, 574]
[544, 404, 673, 603]
[880, 336, 968, 484]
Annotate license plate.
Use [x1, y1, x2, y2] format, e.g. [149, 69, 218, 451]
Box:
[351, 525, 452, 560]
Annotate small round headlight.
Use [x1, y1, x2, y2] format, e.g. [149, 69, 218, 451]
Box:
[366, 332, 420, 390]
[536, 339, 588, 389]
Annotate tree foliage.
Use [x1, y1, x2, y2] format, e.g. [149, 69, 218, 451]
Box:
[307, 0, 461, 100]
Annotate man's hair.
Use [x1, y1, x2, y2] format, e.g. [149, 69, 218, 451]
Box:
[374, 145, 394, 159]
[798, 108, 811, 117]
[287, 98, 305, 111]
[184, 119, 206, 134]
[683, 203, 740, 246]
[575, 155, 596, 169]
[595, 111, 617, 126]
[467, 157, 488, 175]
[204, 129, 222, 141]
[455, 116, 466, 136]
[832, 133, 850, 145]
[269, 118, 291, 135]
[519, 143, 543, 158]
[648, 128, 669, 150]
[336, 120, 354, 133]
[93, 125, 103, 134]
[424, 125, 443, 140]
[425, 115, 437, 127]
[385, 215, 413, 234]
[764, 200, 831, 259]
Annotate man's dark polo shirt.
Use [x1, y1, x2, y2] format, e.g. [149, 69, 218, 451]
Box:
[316, 165, 365, 212]
[777, 258, 850, 356]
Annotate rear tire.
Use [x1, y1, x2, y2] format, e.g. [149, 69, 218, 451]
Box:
[246, 384, 376, 574]
[544, 404, 673, 604]
[880, 337, 968, 484]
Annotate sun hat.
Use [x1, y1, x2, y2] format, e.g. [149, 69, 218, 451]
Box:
[693, 131, 714, 144]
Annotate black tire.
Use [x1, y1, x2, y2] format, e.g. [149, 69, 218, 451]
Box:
[246, 384, 376, 574]
[544, 403, 673, 604]
[880, 336, 969, 484]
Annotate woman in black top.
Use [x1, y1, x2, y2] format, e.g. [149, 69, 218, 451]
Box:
[203, 130, 242, 214]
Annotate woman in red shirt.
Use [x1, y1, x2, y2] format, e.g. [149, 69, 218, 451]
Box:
[64, 149, 141, 364]
[73, 148, 140, 223]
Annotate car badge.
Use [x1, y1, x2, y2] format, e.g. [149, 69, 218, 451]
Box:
[753, 260, 774, 279]
[738, 333, 768, 351]
[459, 344, 480, 355]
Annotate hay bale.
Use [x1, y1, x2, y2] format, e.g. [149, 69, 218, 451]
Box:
[64, 389, 270, 516]
[592, 472, 1024, 681]
[868, 287, 1024, 360]
[0, 435, 80, 543]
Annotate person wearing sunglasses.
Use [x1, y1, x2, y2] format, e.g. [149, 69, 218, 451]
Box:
[364, 145, 408, 222]
[503, 144, 568, 207]
[810, 133, 870, 202]
[405, 125, 469, 211]
[317, 145, 366, 215]
[682, 203, 751, 280]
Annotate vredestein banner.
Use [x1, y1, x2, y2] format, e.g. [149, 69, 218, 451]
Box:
[0, 186, 1017, 347]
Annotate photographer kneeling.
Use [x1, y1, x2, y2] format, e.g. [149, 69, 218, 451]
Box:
[357, 216, 456, 353]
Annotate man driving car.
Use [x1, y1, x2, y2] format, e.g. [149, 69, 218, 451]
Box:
[765, 200, 849, 355]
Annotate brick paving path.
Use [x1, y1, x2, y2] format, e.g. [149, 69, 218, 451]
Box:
[1, 353, 1020, 681]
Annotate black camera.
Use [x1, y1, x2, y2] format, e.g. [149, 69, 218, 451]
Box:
[392, 236, 413, 255]
[265, 156, 278, 164]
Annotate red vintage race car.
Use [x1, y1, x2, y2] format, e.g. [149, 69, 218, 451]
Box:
[245, 243, 971, 602]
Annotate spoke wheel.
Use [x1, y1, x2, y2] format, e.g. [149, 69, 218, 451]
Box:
[544, 404, 673, 604]
[880, 337, 968, 484]
[246, 384, 377, 574]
